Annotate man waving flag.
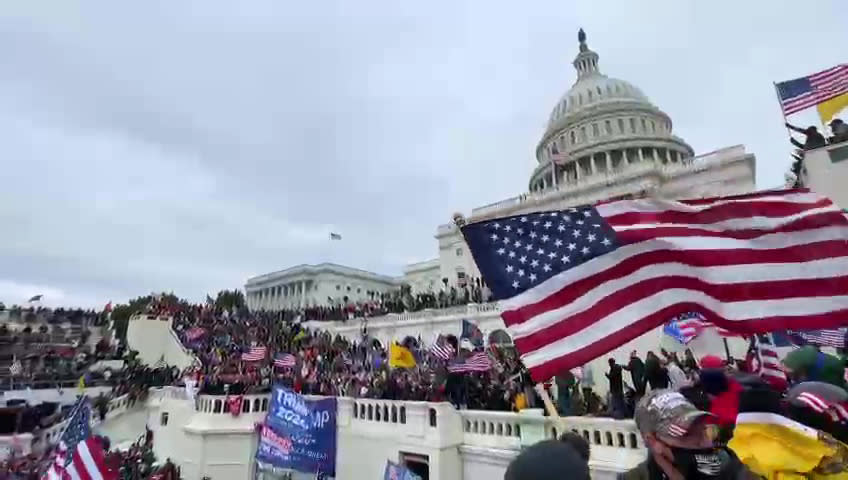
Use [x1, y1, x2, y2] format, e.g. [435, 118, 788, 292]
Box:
[42, 398, 115, 480]
[461, 189, 848, 381]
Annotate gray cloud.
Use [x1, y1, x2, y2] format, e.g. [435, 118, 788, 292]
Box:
[0, 1, 844, 307]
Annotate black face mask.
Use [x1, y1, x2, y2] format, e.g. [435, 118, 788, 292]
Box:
[670, 447, 728, 478]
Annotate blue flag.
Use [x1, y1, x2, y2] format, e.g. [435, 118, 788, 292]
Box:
[255, 385, 337, 476]
[461, 319, 484, 347]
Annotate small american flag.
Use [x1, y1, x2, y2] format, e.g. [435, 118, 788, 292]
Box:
[776, 64, 848, 116]
[665, 312, 739, 344]
[241, 346, 267, 362]
[9, 358, 22, 376]
[42, 399, 115, 480]
[447, 352, 492, 373]
[749, 334, 787, 388]
[787, 328, 847, 348]
[429, 338, 456, 360]
[462, 189, 848, 381]
[273, 353, 296, 368]
[185, 327, 206, 341]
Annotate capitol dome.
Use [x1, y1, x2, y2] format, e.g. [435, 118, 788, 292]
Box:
[530, 30, 694, 192]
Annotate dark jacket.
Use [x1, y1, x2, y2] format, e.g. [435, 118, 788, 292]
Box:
[618, 448, 760, 480]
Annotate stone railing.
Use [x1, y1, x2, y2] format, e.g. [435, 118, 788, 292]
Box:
[195, 393, 271, 416]
[459, 409, 523, 450]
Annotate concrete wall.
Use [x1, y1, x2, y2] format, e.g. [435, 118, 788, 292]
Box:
[126, 314, 195, 370]
[89, 389, 643, 480]
[801, 141, 848, 209]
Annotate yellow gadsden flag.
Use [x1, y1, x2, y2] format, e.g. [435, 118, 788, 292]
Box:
[77, 375, 86, 393]
[389, 343, 416, 369]
[818, 92, 848, 125]
[729, 412, 848, 479]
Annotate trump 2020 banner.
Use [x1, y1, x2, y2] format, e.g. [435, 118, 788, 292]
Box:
[255, 385, 337, 477]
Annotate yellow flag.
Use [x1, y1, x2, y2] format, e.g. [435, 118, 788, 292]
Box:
[818, 92, 848, 125]
[389, 343, 416, 369]
[729, 413, 848, 479]
[77, 375, 86, 393]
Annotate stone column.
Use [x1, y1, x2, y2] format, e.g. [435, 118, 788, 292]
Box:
[574, 160, 580, 180]
[637, 148, 644, 163]
[652, 148, 660, 164]
[605, 151, 612, 171]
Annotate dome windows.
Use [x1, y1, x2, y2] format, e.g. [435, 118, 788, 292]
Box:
[629, 118, 636, 133]
[592, 123, 599, 137]
[605, 120, 613, 135]
[617, 118, 625, 134]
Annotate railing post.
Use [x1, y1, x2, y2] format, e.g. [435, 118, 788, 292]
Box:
[517, 408, 547, 448]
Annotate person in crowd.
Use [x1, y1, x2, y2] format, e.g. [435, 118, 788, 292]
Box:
[644, 351, 669, 391]
[621, 389, 758, 480]
[696, 355, 744, 445]
[828, 118, 848, 143]
[555, 369, 576, 416]
[504, 439, 590, 480]
[683, 349, 699, 374]
[581, 363, 595, 414]
[786, 122, 827, 150]
[664, 352, 690, 390]
[559, 431, 591, 462]
[782, 345, 847, 389]
[606, 358, 626, 419]
[622, 351, 646, 396]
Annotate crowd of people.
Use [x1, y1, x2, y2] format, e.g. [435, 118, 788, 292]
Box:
[238, 279, 492, 322]
[786, 118, 847, 187]
[508, 344, 848, 480]
[171, 303, 529, 411]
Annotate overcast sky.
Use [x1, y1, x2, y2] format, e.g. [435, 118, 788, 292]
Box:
[0, 1, 844, 308]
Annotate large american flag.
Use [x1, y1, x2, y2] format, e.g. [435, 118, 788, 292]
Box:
[42, 400, 114, 480]
[462, 189, 848, 381]
[776, 64, 848, 116]
[447, 352, 492, 373]
[241, 346, 267, 362]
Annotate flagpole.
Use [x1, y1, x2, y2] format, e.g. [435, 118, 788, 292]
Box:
[773, 82, 796, 141]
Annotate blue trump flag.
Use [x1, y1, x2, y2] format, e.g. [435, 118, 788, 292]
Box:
[255, 385, 337, 476]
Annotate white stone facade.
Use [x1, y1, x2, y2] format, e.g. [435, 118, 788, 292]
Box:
[245, 263, 400, 310]
[798, 140, 848, 209]
[402, 258, 442, 294]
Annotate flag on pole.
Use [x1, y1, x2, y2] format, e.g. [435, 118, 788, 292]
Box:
[460, 319, 484, 348]
[817, 92, 848, 124]
[447, 352, 493, 373]
[461, 189, 848, 381]
[27, 295, 43, 303]
[664, 311, 740, 344]
[329, 232, 342, 240]
[429, 336, 456, 360]
[76, 376, 85, 393]
[785, 328, 848, 348]
[273, 354, 296, 368]
[746, 334, 788, 390]
[9, 358, 22, 377]
[776, 65, 848, 116]
[241, 346, 267, 362]
[42, 399, 116, 480]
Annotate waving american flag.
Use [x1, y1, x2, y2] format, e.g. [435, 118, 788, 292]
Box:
[42, 399, 115, 480]
[462, 189, 848, 381]
[241, 346, 267, 362]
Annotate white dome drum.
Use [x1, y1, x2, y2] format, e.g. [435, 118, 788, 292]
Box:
[530, 29, 694, 192]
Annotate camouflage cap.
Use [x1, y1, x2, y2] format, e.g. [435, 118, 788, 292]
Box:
[635, 389, 714, 438]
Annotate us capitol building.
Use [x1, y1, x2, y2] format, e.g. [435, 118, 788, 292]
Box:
[245, 30, 756, 309]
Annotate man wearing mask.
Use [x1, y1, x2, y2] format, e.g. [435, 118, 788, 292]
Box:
[620, 390, 758, 480]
